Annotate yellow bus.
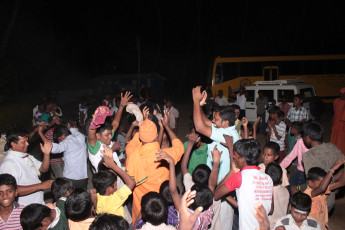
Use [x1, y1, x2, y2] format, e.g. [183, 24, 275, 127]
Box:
[211, 54, 345, 103]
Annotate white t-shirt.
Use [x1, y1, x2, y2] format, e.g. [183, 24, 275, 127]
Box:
[166, 106, 179, 129]
[236, 94, 246, 110]
[0, 150, 44, 205]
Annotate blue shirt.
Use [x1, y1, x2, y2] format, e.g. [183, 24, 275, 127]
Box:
[207, 124, 239, 183]
[52, 128, 88, 180]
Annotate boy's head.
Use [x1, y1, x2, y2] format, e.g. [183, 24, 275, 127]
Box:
[53, 125, 71, 143]
[141, 192, 168, 226]
[92, 170, 117, 195]
[65, 188, 93, 222]
[20, 204, 54, 230]
[89, 213, 129, 230]
[302, 121, 324, 148]
[262, 141, 280, 166]
[6, 127, 29, 153]
[233, 139, 261, 169]
[189, 183, 213, 211]
[306, 167, 327, 189]
[293, 94, 304, 107]
[192, 164, 211, 185]
[159, 180, 180, 206]
[269, 106, 284, 121]
[289, 192, 312, 225]
[230, 104, 240, 120]
[290, 121, 303, 137]
[95, 117, 113, 146]
[0, 173, 18, 208]
[265, 162, 283, 186]
[212, 106, 236, 128]
[51, 177, 74, 202]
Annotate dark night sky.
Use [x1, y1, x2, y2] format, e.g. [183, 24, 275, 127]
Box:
[1, 1, 345, 96]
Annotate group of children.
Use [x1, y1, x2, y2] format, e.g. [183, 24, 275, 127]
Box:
[0, 87, 344, 230]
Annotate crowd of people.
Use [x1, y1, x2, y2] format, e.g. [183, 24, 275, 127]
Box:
[0, 85, 345, 230]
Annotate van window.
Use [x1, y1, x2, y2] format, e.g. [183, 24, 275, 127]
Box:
[300, 88, 315, 102]
[246, 90, 255, 102]
[278, 90, 294, 103]
[260, 90, 274, 103]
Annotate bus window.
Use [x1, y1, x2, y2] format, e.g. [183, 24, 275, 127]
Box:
[300, 88, 315, 102]
[246, 90, 255, 102]
[278, 90, 294, 103]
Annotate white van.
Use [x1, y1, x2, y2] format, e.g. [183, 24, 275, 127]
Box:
[244, 79, 316, 122]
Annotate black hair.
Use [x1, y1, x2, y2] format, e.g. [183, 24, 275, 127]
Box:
[65, 188, 93, 221]
[141, 192, 168, 226]
[294, 94, 304, 101]
[264, 141, 280, 156]
[0, 173, 17, 190]
[265, 162, 283, 186]
[92, 170, 117, 195]
[290, 192, 312, 212]
[233, 139, 261, 166]
[192, 164, 211, 185]
[230, 104, 240, 111]
[189, 183, 213, 211]
[95, 117, 113, 134]
[307, 167, 327, 182]
[89, 213, 129, 230]
[218, 106, 236, 126]
[302, 121, 324, 142]
[269, 106, 284, 118]
[53, 125, 71, 143]
[6, 127, 28, 149]
[20, 204, 52, 230]
[159, 180, 180, 206]
[291, 121, 303, 135]
[51, 177, 74, 202]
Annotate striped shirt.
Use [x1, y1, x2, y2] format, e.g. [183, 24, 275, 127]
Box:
[286, 106, 309, 122]
[0, 202, 25, 230]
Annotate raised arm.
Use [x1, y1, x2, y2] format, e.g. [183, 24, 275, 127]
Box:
[193, 86, 212, 137]
[103, 146, 135, 190]
[155, 150, 181, 211]
[112, 91, 132, 133]
[181, 133, 200, 176]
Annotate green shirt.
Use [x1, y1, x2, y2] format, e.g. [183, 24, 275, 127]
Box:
[183, 141, 208, 175]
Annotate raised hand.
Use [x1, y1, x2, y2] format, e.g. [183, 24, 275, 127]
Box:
[179, 189, 203, 230]
[155, 150, 174, 164]
[211, 145, 222, 163]
[192, 86, 204, 103]
[120, 91, 133, 106]
[40, 141, 52, 155]
[200, 90, 207, 106]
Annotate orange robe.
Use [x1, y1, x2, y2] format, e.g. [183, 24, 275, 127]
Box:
[125, 133, 184, 224]
[330, 98, 345, 155]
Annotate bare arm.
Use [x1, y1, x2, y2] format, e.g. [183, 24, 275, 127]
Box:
[181, 133, 199, 176]
[112, 92, 132, 133]
[103, 146, 136, 190]
[192, 86, 212, 137]
[155, 150, 181, 211]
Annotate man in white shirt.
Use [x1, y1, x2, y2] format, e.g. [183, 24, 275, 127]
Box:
[165, 98, 179, 133]
[38, 122, 88, 189]
[0, 127, 53, 205]
[215, 90, 229, 106]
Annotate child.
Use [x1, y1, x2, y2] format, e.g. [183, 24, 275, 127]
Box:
[274, 192, 321, 229]
[0, 173, 25, 229]
[92, 146, 135, 218]
[214, 139, 273, 230]
[89, 213, 128, 230]
[66, 189, 96, 230]
[20, 203, 68, 230]
[265, 163, 290, 230]
[267, 106, 286, 163]
[259, 141, 289, 187]
[140, 192, 175, 230]
[304, 158, 345, 230]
